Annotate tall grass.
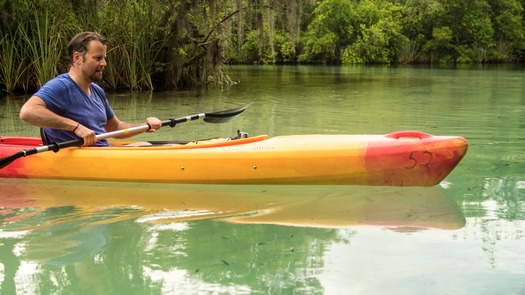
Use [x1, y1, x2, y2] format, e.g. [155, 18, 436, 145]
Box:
[397, 39, 421, 64]
[0, 0, 239, 95]
[102, 0, 166, 91]
[19, 10, 64, 88]
[0, 0, 173, 94]
[106, 25, 164, 91]
[0, 34, 29, 93]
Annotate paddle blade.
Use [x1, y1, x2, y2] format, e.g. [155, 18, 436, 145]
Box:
[203, 103, 252, 123]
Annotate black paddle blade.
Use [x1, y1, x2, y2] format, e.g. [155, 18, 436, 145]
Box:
[203, 103, 252, 123]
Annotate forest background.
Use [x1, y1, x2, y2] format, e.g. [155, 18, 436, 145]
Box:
[1, 0, 524, 94]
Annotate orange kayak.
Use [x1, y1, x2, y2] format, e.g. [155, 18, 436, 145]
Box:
[0, 131, 467, 185]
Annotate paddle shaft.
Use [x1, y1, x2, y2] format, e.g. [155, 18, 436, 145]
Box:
[11, 114, 200, 157]
[0, 104, 250, 169]
[100, 113, 206, 140]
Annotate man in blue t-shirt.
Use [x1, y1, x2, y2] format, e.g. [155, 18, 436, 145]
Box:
[19, 32, 162, 146]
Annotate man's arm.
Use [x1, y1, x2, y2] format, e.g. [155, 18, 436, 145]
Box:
[20, 96, 97, 146]
[105, 116, 162, 139]
[20, 96, 78, 131]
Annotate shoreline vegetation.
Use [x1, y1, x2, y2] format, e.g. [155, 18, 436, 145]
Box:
[1, 0, 524, 95]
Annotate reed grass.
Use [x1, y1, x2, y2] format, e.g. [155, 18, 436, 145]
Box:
[19, 10, 64, 89]
[0, 35, 28, 93]
[1, 0, 180, 94]
[0, 0, 239, 95]
[100, 0, 166, 91]
[397, 39, 421, 64]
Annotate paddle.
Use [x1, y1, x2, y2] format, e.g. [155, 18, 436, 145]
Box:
[0, 103, 251, 169]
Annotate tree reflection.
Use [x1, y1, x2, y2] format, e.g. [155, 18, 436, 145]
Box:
[130, 220, 343, 294]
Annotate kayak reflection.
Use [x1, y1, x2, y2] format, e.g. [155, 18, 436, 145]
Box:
[1, 179, 465, 231]
[0, 180, 466, 293]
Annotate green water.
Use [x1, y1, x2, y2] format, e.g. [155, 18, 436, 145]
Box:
[1, 65, 524, 294]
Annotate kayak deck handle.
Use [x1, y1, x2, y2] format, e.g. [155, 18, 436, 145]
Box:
[385, 131, 433, 140]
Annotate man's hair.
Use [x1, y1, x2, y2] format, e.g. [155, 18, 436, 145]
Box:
[67, 32, 107, 65]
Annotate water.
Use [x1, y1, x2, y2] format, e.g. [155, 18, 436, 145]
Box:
[1, 65, 524, 294]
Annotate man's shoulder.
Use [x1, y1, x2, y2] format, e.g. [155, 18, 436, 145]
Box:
[34, 74, 77, 103]
[39, 74, 74, 92]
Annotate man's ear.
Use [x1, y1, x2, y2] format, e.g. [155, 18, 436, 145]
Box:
[73, 52, 82, 64]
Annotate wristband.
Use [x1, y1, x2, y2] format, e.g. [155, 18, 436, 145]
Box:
[72, 122, 80, 132]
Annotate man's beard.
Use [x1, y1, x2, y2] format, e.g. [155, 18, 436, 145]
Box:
[89, 69, 103, 82]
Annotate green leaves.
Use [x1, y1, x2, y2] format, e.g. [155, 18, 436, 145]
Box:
[300, 0, 406, 64]
[1, 0, 525, 94]
[299, 0, 356, 64]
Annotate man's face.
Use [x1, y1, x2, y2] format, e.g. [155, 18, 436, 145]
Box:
[75, 40, 107, 82]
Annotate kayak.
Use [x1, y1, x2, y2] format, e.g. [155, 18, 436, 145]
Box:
[0, 131, 467, 186]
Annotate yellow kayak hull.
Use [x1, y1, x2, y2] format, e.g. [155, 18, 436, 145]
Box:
[0, 131, 467, 186]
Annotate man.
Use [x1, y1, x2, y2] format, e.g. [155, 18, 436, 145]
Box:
[19, 31, 162, 147]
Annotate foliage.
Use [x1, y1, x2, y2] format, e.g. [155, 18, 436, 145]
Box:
[299, 0, 357, 64]
[486, 0, 525, 61]
[343, 0, 407, 64]
[0, 34, 27, 93]
[437, 0, 494, 63]
[0, 0, 241, 93]
[1, 0, 525, 94]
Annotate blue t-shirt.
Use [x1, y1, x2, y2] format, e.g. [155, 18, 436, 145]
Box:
[34, 74, 115, 146]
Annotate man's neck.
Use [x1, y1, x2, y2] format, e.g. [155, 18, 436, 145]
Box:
[68, 68, 91, 96]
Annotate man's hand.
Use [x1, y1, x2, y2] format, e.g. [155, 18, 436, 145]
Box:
[146, 117, 162, 132]
[73, 124, 97, 146]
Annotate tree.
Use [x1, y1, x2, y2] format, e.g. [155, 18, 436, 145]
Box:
[436, 0, 494, 63]
[487, 0, 525, 61]
[424, 26, 455, 63]
[299, 0, 357, 64]
[343, 0, 406, 64]
[398, 0, 444, 62]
